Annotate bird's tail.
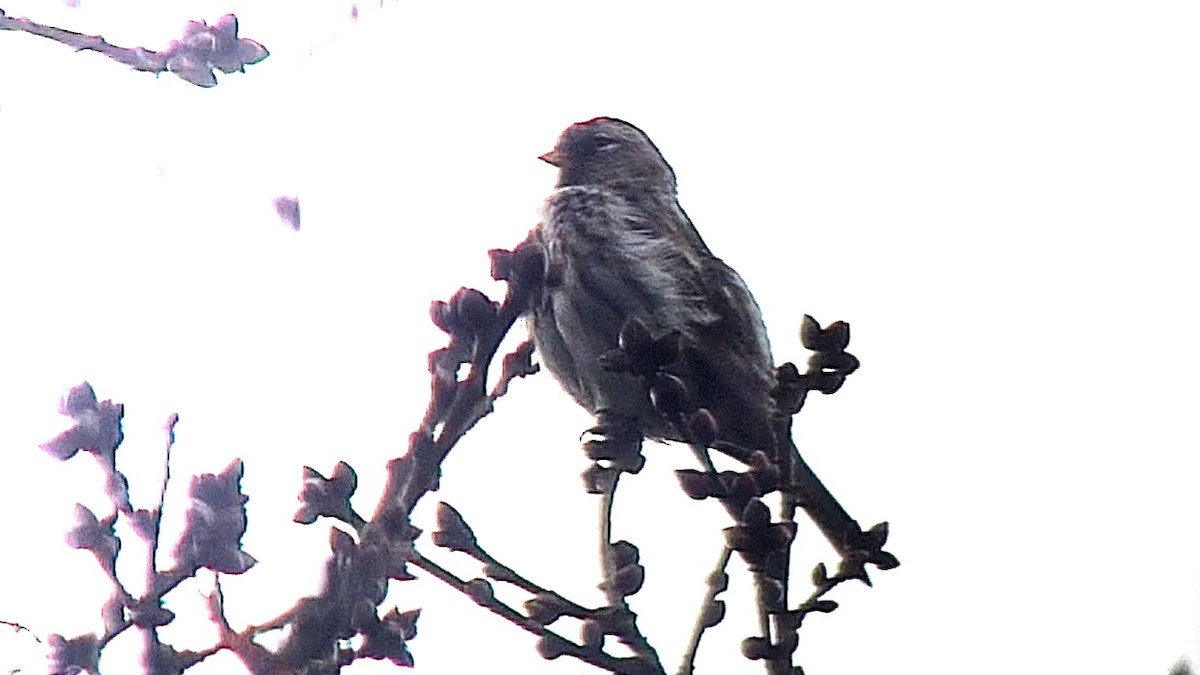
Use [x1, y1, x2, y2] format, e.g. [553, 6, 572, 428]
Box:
[781, 434, 874, 562]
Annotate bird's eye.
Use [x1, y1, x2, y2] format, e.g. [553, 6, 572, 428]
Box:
[591, 136, 618, 152]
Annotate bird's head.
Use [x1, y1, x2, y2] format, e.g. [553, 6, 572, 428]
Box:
[540, 117, 677, 190]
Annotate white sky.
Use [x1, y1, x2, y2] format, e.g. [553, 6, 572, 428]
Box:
[2, 2, 1198, 674]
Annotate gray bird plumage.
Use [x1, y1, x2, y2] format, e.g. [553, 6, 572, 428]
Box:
[525, 117, 879, 561]
[529, 117, 777, 453]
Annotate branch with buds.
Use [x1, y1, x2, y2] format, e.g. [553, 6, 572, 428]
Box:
[11, 237, 895, 675]
[0, 9, 267, 87]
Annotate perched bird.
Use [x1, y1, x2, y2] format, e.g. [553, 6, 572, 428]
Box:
[528, 117, 866, 555]
[530, 117, 777, 453]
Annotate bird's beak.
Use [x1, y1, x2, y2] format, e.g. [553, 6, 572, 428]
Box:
[538, 150, 561, 167]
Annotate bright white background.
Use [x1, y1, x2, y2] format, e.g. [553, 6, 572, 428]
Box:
[2, 2, 1198, 674]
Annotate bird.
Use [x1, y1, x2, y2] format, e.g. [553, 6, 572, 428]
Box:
[527, 117, 867, 557]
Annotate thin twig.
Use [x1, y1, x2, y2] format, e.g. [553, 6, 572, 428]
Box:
[409, 553, 544, 634]
[0, 8, 268, 87]
[676, 546, 732, 675]
[408, 553, 644, 674]
[598, 472, 621, 607]
[471, 548, 589, 616]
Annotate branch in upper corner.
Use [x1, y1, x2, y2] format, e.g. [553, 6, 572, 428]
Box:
[0, 10, 268, 87]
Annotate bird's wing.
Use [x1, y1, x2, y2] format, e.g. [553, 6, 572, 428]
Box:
[703, 257, 774, 370]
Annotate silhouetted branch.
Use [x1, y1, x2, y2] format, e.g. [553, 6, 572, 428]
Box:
[13, 237, 895, 675]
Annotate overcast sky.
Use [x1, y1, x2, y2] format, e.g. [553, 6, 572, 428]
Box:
[2, 2, 1198, 674]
